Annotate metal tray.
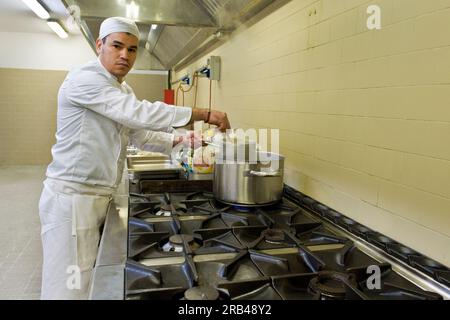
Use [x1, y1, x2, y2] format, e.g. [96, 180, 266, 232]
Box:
[126, 155, 182, 173]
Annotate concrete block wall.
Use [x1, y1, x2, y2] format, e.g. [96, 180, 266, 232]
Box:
[174, 0, 450, 266]
[0, 29, 168, 166]
[0, 68, 167, 165]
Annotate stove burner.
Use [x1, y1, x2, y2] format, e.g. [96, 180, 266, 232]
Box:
[261, 229, 285, 243]
[127, 188, 447, 300]
[162, 234, 194, 252]
[308, 271, 356, 300]
[231, 205, 252, 212]
[184, 286, 220, 300]
[171, 234, 194, 245]
[156, 204, 173, 216]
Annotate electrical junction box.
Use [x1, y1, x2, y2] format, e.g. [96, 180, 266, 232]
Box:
[207, 56, 221, 81]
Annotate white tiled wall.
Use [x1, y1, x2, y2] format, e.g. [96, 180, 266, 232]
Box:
[175, 0, 450, 266]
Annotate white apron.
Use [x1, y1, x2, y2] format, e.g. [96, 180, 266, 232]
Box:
[38, 178, 112, 300]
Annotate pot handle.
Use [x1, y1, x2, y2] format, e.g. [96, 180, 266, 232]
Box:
[246, 170, 281, 177]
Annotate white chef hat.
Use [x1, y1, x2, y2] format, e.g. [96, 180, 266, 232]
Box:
[98, 17, 140, 40]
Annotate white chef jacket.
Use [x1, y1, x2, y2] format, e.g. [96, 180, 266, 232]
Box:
[46, 58, 191, 188]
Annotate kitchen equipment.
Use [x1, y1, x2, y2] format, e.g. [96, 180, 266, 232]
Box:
[67, 0, 281, 72]
[201, 128, 283, 205]
[126, 154, 172, 172]
[126, 153, 184, 183]
[213, 151, 284, 206]
[123, 181, 449, 300]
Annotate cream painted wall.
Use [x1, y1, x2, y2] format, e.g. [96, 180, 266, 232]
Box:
[0, 32, 96, 70]
[174, 0, 450, 266]
[0, 31, 167, 166]
[0, 68, 167, 166]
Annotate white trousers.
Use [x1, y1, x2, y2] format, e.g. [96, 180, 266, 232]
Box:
[38, 178, 113, 300]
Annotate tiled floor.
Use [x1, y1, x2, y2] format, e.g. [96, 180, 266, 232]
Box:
[0, 166, 45, 300]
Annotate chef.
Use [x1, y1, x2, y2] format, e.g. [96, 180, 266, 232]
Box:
[38, 16, 230, 300]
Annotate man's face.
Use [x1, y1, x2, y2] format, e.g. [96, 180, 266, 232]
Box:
[96, 32, 138, 81]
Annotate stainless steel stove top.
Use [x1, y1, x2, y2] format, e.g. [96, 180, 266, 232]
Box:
[124, 183, 450, 300]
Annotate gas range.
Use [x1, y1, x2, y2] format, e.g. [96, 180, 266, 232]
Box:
[124, 181, 450, 300]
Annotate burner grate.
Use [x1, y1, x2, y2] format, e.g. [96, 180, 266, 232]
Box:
[126, 188, 447, 300]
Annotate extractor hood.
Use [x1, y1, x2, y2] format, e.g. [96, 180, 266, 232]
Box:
[61, 0, 285, 71]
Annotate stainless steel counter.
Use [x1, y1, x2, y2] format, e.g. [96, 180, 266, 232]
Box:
[87, 159, 198, 300]
[88, 174, 129, 300]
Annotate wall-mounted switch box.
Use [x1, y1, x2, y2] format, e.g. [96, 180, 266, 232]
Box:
[208, 56, 221, 81]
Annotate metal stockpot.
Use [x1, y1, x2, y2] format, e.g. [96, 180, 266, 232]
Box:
[213, 151, 284, 206]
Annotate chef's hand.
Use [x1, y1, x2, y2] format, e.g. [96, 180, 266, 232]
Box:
[208, 110, 231, 132]
[191, 108, 231, 132]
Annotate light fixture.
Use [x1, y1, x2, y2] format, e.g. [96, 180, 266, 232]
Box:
[22, 0, 50, 19]
[126, 1, 139, 19]
[47, 20, 68, 39]
[151, 24, 157, 30]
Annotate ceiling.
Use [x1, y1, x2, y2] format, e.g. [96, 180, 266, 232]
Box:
[1, 0, 287, 71]
[61, 0, 280, 71]
[0, 0, 81, 35]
